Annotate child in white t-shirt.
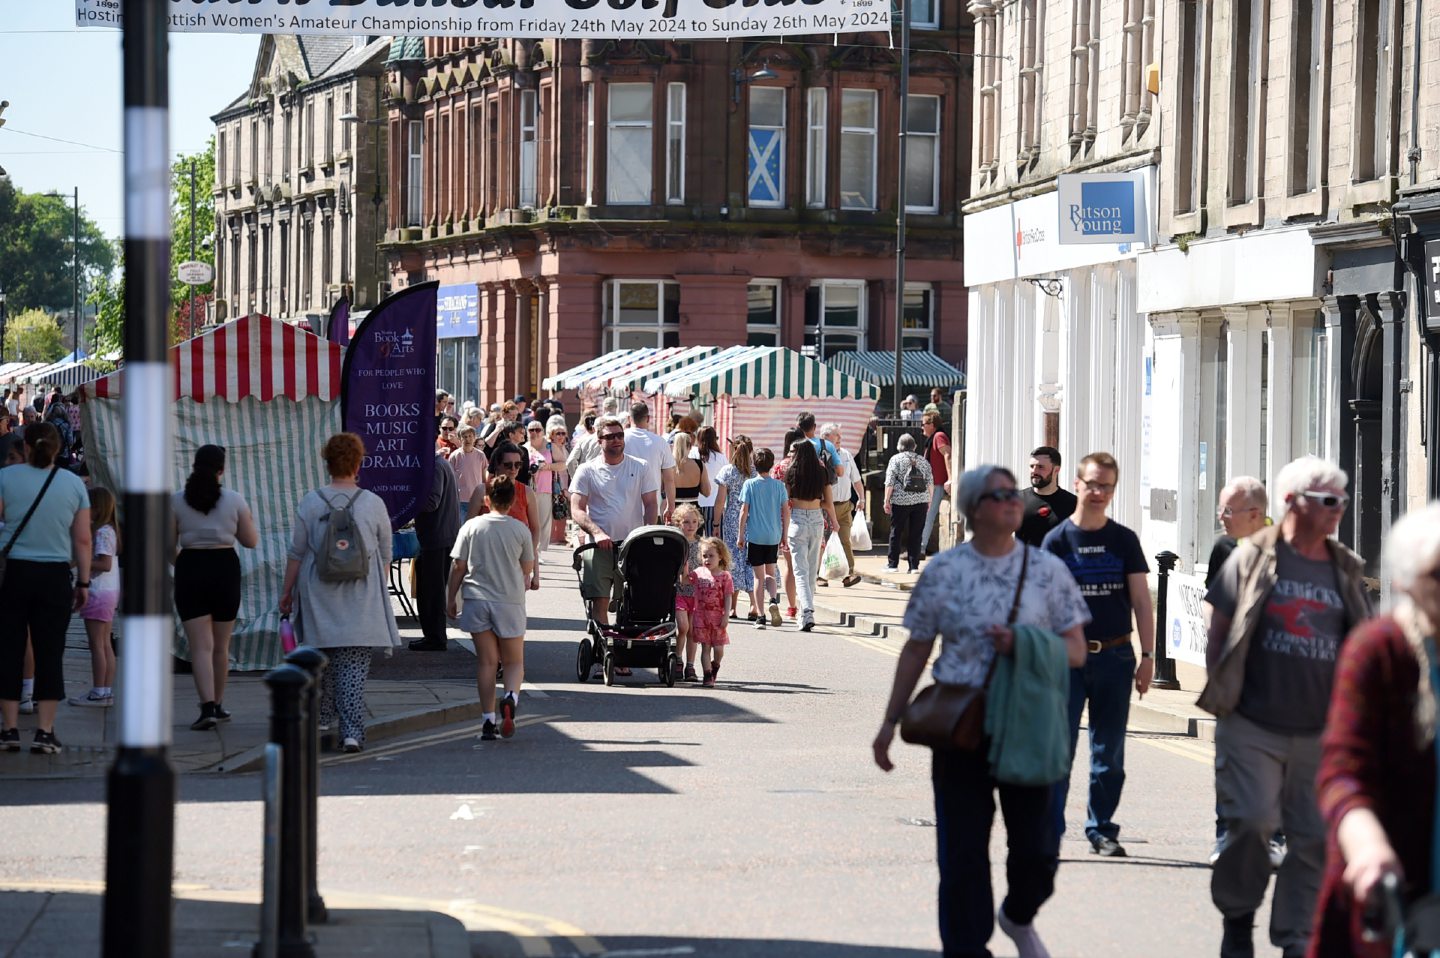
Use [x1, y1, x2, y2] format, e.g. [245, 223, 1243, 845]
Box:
[72, 486, 120, 708]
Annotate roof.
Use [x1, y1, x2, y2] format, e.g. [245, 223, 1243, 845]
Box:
[386, 37, 427, 64]
[590, 346, 725, 393]
[298, 37, 354, 78]
[83, 315, 343, 403]
[650, 347, 879, 401]
[826, 350, 967, 388]
[543, 348, 658, 391]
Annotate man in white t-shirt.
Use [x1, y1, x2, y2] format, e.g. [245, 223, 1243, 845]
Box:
[623, 402, 676, 521]
[570, 416, 659, 627]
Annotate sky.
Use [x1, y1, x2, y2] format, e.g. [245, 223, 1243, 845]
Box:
[0, 5, 262, 241]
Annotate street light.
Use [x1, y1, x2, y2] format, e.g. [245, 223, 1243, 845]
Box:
[45, 188, 81, 361]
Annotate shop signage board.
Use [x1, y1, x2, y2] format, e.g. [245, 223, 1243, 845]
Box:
[1164, 569, 1210, 670]
[1055, 171, 1150, 245]
[437, 284, 480, 340]
[76, 0, 886, 38]
[1425, 239, 1440, 332]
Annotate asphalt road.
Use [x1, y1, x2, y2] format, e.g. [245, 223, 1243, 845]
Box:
[0, 556, 1270, 957]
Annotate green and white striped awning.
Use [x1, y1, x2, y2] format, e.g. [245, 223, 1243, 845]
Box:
[652, 347, 879, 401]
[827, 350, 967, 388]
[590, 345, 725, 394]
[542, 348, 658, 391]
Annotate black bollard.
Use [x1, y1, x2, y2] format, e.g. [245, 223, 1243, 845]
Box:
[1152, 551, 1181, 690]
[263, 664, 315, 958]
[284, 646, 329, 925]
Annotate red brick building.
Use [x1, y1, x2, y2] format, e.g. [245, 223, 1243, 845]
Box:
[382, 25, 971, 404]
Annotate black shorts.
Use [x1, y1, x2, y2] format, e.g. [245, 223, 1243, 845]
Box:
[174, 548, 242, 622]
[746, 542, 780, 566]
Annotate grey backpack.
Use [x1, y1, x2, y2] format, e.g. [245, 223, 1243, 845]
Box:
[315, 491, 370, 583]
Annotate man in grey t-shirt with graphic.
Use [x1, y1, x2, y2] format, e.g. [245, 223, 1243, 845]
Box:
[1199, 456, 1372, 958]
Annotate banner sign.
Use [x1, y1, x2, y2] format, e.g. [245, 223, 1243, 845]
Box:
[76, 0, 887, 38]
[1055, 171, 1150, 246]
[1163, 569, 1210, 670]
[341, 282, 438, 531]
[437, 284, 479, 341]
[327, 297, 351, 347]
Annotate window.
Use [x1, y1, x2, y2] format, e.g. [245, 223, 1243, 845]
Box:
[250, 117, 258, 184]
[607, 83, 653, 206]
[1175, 0, 1207, 211]
[585, 83, 596, 205]
[406, 120, 423, 227]
[439, 339, 480, 406]
[1120, 0, 1156, 142]
[247, 227, 257, 304]
[910, 0, 937, 29]
[304, 101, 315, 168]
[748, 87, 785, 207]
[806, 88, 827, 208]
[1015, 0, 1043, 164]
[341, 90, 352, 152]
[1355, 0, 1392, 182]
[1228, 0, 1265, 204]
[746, 281, 782, 346]
[324, 94, 334, 163]
[666, 83, 686, 205]
[902, 284, 933, 351]
[264, 115, 273, 183]
[603, 280, 680, 349]
[1289, 0, 1324, 194]
[905, 95, 941, 212]
[519, 89, 538, 209]
[218, 130, 227, 188]
[839, 89, 877, 210]
[260, 225, 270, 315]
[321, 214, 332, 287]
[976, 5, 1001, 180]
[804, 281, 866, 357]
[440, 113, 451, 219]
[283, 110, 292, 181]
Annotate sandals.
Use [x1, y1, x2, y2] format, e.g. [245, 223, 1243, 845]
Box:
[615, 666, 633, 676]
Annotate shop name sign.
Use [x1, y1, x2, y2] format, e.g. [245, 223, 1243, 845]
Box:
[75, 0, 885, 38]
[1055, 171, 1149, 245]
[1425, 239, 1440, 332]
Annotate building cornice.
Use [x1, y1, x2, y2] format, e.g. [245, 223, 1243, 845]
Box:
[961, 147, 1158, 216]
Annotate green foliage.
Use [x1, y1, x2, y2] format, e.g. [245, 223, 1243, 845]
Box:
[87, 244, 125, 360]
[0, 179, 116, 315]
[4, 307, 66, 364]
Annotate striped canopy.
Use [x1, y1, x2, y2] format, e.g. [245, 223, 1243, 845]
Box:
[827, 350, 967, 388]
[590, 345, 727, 394]
[542, 348, 658, 391]
[82, 315, 343, 402]
[0, 361, 52, 385]
[651, 347, 879, 401]
[24, 358, 104, 388]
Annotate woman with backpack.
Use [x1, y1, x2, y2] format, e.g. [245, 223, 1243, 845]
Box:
[279, 433, 401, 754]
[172, 445, 259, 731]
[883, 432, 933, 574]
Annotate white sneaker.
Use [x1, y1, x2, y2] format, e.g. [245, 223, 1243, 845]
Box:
[1268, 837, 1287, 870]
[69, 691, 113, 708]
[882, 565, 899, 573]
[997, 907, 1051, 958]
[18, 698, 35, 715]
[342, 737, 361, 753]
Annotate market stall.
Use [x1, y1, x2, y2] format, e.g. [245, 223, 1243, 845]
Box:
[80, 315, 344, 670]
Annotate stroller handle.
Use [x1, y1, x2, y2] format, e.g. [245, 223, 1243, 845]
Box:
[1361, 871, 1404, 944]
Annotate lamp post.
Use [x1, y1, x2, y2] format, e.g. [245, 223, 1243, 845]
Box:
[45, 188, 81, 358]
[0, 285, 7, 364]
[892, 0, 911, 417]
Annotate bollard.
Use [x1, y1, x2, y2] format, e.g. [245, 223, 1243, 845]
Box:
[264, 664, 315, 958]
[284, 645, 330, 925]
[255, 743, 283, 958]
[1152, 551, 1181, 690]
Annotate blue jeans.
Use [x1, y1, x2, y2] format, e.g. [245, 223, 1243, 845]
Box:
[934, 748, 1057, 957]
[1051, 644, 1135, 845]
[920, 483, 947, 554]
[786, 507, 826, 624]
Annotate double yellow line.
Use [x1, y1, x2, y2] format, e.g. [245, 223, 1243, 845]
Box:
[323, 713, 562, 766]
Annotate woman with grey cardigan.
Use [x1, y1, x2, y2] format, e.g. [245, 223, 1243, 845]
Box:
[279, 432, 401, 753]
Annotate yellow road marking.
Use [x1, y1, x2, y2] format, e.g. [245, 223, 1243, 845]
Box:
[324, 714, 561, 766]
[1134, 735, 1215, 766]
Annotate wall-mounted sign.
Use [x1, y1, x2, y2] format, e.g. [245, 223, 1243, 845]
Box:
[76, 0, 882, 38]
[1056, 171, 1150, 245]
[1425, 239, 1440, 333]
[176, 261, 213, 286]
[437, 284, 479, 341]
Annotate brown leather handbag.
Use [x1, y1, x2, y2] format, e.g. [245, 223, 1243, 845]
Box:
[900, 546, 1028, 751]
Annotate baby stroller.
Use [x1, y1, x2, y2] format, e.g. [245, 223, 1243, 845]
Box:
[572, 525, 687, 687]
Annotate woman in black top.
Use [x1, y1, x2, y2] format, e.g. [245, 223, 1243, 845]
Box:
[783, 440, 838, 631]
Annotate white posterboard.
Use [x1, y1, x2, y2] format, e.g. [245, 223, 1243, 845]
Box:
[1163, 570, 1210, 670]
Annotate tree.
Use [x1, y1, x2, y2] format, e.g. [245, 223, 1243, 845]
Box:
[0, 178, 116, 316]
[171, 138, 215, 329]
[4, 308, 66, 364]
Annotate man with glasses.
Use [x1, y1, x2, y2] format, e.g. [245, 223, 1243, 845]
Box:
[1200, 456, 1371, 958]
[570, 416, 659, 631]
[1042, 451, 1154, 859]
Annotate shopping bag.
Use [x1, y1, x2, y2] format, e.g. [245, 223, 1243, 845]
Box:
[850, 513, 873, 551]
[821, 531, 847, 580]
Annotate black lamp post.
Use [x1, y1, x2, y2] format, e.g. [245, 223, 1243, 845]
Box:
[0, 284, 7, 364]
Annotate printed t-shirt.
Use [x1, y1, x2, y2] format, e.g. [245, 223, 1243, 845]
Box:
[92, 524, 120, 592]
[570, 454, 657, 542]
[1018, 486, 1078, 547]
[451, 513, 535, 603]
[1206, 539, 1348, 733]
[1041, 518, 1149, 642]
[739, 475, 787, 546]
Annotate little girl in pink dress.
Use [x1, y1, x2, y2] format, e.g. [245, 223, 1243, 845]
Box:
[689, 537, 734, 688]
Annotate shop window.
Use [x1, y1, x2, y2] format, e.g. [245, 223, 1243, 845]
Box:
[607, 83, 653, 206]
[604, 280, 680, 349]
[839, 89, 877, 210]
[903, 285, 933, 351]
[804, 280, 866, 358]
[748, 87, 785, 208]
[747, 281, 782, 346]
[439, 339, 480, 406]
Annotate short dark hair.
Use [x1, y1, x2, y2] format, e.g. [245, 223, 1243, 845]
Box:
[630, 402, 650, 424]
[753, 447, 776, 472]
[1031, 445, 1062, 465]
[796, 412, 816, 433]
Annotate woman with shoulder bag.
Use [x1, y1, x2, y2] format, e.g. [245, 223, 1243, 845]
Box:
[873, 465, 1089, 958]
[545, 416, 571, 546]
[883, 433, 933, 574]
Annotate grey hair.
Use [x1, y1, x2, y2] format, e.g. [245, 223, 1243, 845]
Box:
[546, 415, 567, 435]
[820, 422, 841, 440]
[957, 465, 1018, 523]
[601, 397, 620, 414]
[1223, 475, 1269, 511]
[896, 433, 918, 452]
[1275, 455, 1348, 513]
[594, 415, 624, 435]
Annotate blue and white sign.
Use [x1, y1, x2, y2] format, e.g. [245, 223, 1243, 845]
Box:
[747, 129, 782, 206]
[1056, 171, 1150, 245]
[437, 283, 479, 340]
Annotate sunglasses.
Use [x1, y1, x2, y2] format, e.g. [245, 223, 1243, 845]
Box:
[1081, 481, 1116, 494]
[497, 460, 522, 470]
[1300, 491, 1350, 509]
[600, 433, 625, 442]
[977, 488, 1022, 505]
[1219, 506, 1258, 517]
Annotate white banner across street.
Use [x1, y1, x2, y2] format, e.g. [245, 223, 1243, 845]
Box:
[76, 0, 889, 39]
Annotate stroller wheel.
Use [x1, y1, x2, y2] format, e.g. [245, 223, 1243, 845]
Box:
[602, 653, 616, 687]
[576, 638, 594, 683]
[663, 654, 678, 688]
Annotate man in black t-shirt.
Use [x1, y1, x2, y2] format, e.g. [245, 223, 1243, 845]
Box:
[1204, 476, 1269, 588]
[1018, 445, 1078, 547]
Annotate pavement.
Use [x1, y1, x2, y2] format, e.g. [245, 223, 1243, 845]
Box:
[0, 542, 1218, 956]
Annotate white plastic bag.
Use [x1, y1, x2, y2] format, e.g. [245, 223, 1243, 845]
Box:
[850, 513, 873, 551]
[821, 531, 848, 579]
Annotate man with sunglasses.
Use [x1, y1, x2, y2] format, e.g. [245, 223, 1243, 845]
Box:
[1041, 451, 1153, 859]
[1200, 456, 1372, 958]
[570, 416, 659, 631]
